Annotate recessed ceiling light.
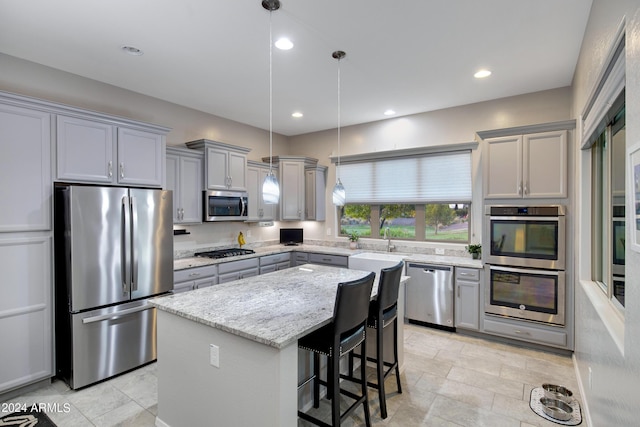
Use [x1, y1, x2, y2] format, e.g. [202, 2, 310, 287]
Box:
[121, 46, 144, 56]
[291, 111, 303, 118]
[275, 38, 293, 50]
[384, 109, 396, 116]
[474, 69, 492, 79]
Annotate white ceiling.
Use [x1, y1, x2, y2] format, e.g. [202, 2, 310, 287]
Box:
[0, 0, 592, 136]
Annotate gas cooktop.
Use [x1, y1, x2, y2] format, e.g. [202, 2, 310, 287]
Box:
[194, 248, 255, 259]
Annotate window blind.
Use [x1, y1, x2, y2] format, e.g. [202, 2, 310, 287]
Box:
[339, 150, 472, 203]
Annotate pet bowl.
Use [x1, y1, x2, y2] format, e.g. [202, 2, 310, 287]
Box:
[540, 397, 574, 421]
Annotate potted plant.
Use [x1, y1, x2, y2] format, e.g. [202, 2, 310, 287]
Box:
[465, 243, 482, 259]
[347, 231, 359, 249]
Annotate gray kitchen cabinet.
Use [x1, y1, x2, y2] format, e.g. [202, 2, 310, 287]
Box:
[0, 235, 53, 394]
[454, 267, 480, 331]
[218, 257, 260, 283]
[305, 165, 327, 221]
[0, 95, 54, 394]
[0, 102, 51, 232]
[166, 146, 203, 224]
[259, 252, 291, 274]
[483, 317, 568, 349]
[269, 156, 326, 221]
[56, 115, 166, 187]
[247, 161, 278, 221]
[484, 130, 567, 199]
[186, 139, 250, 192]
[173, 264, 218, 294]
[292, 251, 309, 266]
[308, 252, 348, 268]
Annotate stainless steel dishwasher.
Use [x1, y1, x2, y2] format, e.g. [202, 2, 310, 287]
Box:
[405, 263, 454, 328]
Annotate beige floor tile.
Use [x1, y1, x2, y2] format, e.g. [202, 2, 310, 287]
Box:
[447, 366, 524, 399]
[429, 395, 520, 427]
[64, 382, 131, 421]
[91, 400, 156, 427]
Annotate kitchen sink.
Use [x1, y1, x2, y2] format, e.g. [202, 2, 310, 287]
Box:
[348, 252, 406, 274]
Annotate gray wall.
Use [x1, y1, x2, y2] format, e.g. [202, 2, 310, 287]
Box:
[571, 1, 640, 426]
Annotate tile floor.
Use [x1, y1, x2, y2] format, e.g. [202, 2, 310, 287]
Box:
[2, 324, 582, 426]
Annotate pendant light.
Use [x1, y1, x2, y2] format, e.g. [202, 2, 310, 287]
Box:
[262, 0, 280, 204]
[332, 50, 346, 206]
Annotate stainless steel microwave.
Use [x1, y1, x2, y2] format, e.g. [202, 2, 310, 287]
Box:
[203, 190, 248, 222]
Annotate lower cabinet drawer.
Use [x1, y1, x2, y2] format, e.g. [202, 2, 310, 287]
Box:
[308, 253, 348, 267]
[483, 318, 567, 348]
[174, 264, 218, 283]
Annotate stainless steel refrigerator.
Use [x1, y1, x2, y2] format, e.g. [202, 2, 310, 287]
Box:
[54, 184, 173, 389]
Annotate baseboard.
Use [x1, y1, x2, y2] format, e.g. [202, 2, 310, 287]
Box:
[572, 353, 592, 427]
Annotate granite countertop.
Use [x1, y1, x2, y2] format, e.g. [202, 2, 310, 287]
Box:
[174, 244, 483, 271]
[152, 264, 383, 349]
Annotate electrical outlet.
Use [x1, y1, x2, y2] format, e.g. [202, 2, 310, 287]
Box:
[435, 248, 445, 255]
[210, 344, 220, 368]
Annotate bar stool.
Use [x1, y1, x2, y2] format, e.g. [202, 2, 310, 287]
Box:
[350, 260, 404, 419]
[298, 272, 375, 427]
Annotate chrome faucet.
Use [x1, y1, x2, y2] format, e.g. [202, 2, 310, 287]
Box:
[384, 227, 395, 252]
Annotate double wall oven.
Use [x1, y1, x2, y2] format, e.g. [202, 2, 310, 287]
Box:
[483, 205, 566, 326]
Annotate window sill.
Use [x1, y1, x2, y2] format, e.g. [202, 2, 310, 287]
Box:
[579, 280, 625, 356]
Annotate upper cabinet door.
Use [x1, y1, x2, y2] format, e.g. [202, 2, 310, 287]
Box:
[523, 130, 567, 198]
[484, 135, 523, 199]
[0, 104, 51, 232]
[117, 127, 164, 187]
[56, 115, 115, 184]
[205, 147, 230, 190]
[227, 151, 247, 191]
[280, 160, 304, 220]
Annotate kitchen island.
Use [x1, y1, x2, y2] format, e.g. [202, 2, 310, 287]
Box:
[151, 264, 375, 427]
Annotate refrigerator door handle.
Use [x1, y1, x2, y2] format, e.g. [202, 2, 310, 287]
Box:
[130, 196, 138, 291]
[81, 303, 153, 324]
[122, 196, 131, 294]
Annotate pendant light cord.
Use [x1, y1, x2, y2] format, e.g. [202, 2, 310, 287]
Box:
[269, 10, 274, 173]
[337, 54, 341, 180]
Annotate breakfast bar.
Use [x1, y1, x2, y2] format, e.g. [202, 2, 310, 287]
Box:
[151, 264, 376, 427]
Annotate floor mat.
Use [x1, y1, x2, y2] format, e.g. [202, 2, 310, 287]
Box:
[0, 409, 57, 426]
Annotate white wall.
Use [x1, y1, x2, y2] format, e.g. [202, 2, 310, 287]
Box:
[571, 1, 640, 425]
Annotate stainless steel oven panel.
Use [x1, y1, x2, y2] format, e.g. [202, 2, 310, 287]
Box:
[483, 211, 565, 270]
[484, 265, 565, 326]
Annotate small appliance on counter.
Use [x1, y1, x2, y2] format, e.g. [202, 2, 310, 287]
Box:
[280, 228, 303, 246]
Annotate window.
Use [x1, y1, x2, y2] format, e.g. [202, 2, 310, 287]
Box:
[591, 105, 626, 308]
[582, 28, 626, 311]
[337, 149, 472, 243]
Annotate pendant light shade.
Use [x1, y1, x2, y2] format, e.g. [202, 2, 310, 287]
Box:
[332, 50, 346, 206]
[263, 170, 280, 204]
[332, 178, 346, 206]
[262, 0, 280, 204]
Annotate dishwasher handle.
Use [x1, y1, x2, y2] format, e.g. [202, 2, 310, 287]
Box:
[407, 263, 453, 273]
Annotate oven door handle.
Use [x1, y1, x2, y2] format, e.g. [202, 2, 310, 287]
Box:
[488, 265, 560, 276]
[488, 216, 562, 221]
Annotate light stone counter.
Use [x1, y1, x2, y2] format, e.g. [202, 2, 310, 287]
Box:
[174, 243, 482, 271]
[152, 263, 374, 349]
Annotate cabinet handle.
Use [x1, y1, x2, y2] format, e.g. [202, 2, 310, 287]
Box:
[524, 182, 529, 195]
[108, 161, 113, 177]
[514, 329, 531, 336]
[189, 272, 201, 277]
[120, 162, 125, 179]
[518, 181, 522, 195]
[181, 208, 184, 220]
